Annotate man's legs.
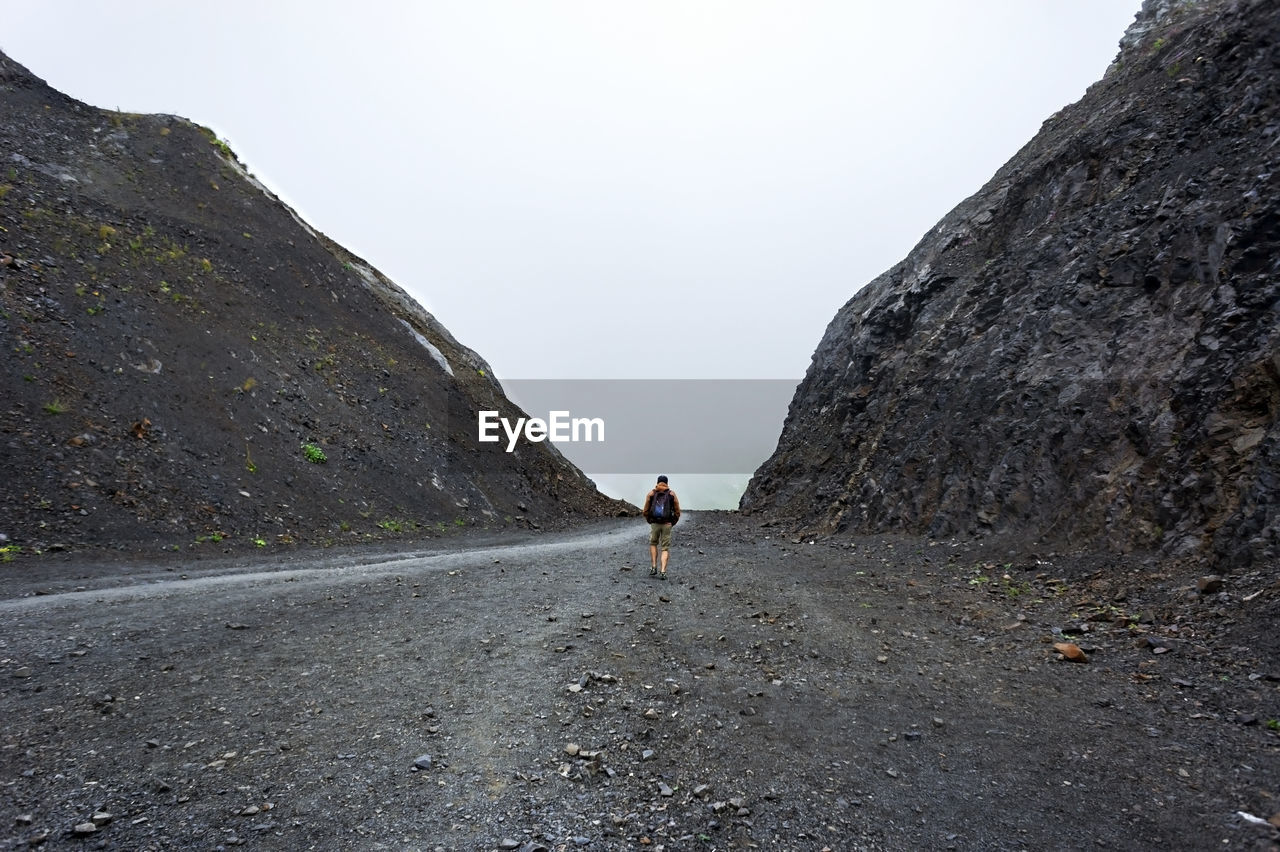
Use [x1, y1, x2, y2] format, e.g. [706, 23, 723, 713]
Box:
[649, 543, 658, 574]
[659, 524, 672, 577]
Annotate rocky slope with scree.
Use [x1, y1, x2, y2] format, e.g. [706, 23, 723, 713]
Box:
[742, 0, 1279, 569]
[0, 49, 630, 558]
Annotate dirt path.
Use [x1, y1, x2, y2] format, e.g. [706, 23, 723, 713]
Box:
[0, 522, 644, 615]
[2, 514, 1277, 851]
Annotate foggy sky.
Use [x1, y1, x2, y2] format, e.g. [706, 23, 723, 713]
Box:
[3, 1, 1143, 383]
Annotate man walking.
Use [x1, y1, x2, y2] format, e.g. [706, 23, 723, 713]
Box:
[642, 475, 681, 580]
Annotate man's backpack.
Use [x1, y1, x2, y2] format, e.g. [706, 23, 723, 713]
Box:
[650, 490, 672, 522]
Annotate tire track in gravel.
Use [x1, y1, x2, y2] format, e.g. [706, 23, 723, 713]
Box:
[0, 518, 659, 615]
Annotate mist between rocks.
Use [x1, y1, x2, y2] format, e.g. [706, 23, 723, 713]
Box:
[492, 379, 796, 472]
[488, 380, 799, 509]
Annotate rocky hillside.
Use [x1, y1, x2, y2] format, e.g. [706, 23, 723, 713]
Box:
[742, 0, 1279, 568]
[0, 50, 628, 557]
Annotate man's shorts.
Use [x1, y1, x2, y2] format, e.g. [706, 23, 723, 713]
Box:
[648, 522, 672, 551]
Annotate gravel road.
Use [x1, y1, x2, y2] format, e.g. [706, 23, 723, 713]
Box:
[2, 514, 1277, 851]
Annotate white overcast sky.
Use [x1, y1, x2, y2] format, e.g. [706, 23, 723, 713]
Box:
[4, 1, 1142, 382]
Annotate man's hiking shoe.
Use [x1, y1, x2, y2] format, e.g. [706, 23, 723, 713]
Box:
[659, 572, 667, 581]
[649, 566, 658, 576]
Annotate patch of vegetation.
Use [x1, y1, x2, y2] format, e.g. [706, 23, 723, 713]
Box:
[209, 134, 234, 158]
[244, 445, 257, 474]
[42, 399, 68, 415]
[159, 241, 186, 263]
[1001, 577, 1032, 599]
[195, 532, 225, 544]
[1084, 602, 1129, 626]
[1266, 719, 1280, 732]
[378, 519, 411, 533]
[301, 443, 327, 464]
[0, 184, 11, 202]
[0, 545, 20, 563]
[965, 562, 1042, 602]
[253, 537, 267, 548]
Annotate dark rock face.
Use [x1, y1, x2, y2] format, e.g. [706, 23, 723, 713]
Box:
[743, 0, 1279, 567]
[0, 51, 628, 554]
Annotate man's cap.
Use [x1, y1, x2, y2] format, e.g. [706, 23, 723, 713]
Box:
[657, 475, 668, 484]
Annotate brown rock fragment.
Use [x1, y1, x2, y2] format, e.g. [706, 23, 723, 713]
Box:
[1197, 576, 1224, 594]
[1053, 642, 1088, 663]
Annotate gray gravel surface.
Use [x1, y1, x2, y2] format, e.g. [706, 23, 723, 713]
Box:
[2, 513, 1277, 850]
